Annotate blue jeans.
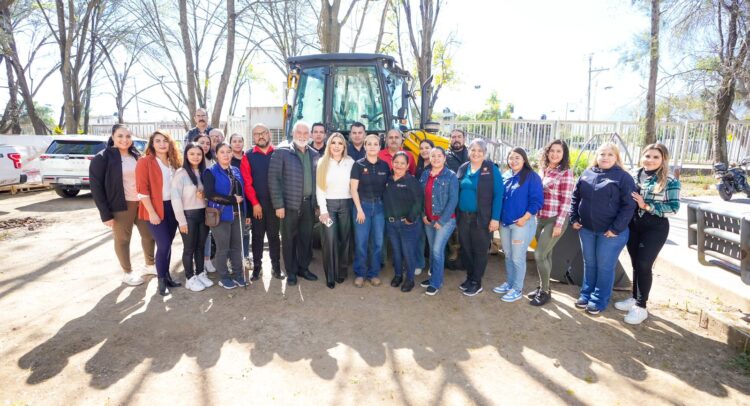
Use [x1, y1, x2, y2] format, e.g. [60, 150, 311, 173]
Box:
[147, 201, 179, 278]
[578, 227, 630, 310]
[386, 219, 420, 281]
[416, 226, 426, 269]
[500, 218, 537, 291]
[424, 218, 457, 289]
[353, 200, 385, 278]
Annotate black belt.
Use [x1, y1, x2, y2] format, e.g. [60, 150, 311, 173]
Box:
[388, 217, 407, 222]
[361, 197, 382, 203]
[461, 211, 478, 217]
[302, 196, 313, 201]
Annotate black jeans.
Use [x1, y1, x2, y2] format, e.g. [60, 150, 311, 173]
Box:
[180, 209, 209, 279]
[458, 212, 492, 286]
[626, 212, 670, 308]
[251, 200, 281, 272]
[321, 198, 352, 284]
[280, 198, 314, 280]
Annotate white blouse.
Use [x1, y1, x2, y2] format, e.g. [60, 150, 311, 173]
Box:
[316, 156, 354, 214]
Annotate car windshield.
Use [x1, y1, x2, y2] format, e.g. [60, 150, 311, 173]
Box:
[46, 140, 106, 155]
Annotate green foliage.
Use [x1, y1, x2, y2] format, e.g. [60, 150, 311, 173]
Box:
[568, 148, 594, 177]
[432, 40, 457, 89]
[53, 126, 63, 135]
[695, 57, 720, 73]
[475, 90, 514, 121]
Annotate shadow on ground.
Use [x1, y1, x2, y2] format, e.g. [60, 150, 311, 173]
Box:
[14, 193, 93, 212]
[15, 259, 750, 404]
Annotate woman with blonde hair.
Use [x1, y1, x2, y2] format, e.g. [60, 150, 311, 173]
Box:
[570, 142, 636, 314]
[316, 132, 355, 288]
[136, 130, 183, 296]
[615, 143, 681, 324]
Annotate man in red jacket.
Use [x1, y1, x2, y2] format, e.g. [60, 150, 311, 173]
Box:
[378, 129, 416, 175]
[240, 124, 283, 280]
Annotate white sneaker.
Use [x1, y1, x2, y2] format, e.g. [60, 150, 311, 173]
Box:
[415, 268, 423, 276]
[624, 306, 649, 325]
[122, 272, 144, 286]
[614, 298, 637, 311]
[197, 272, 214, 288]
[140, 264, 157, 276]
[205, 259, 217, 273]
[186, 275, 206, 292]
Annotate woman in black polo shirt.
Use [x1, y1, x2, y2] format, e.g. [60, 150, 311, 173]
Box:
[383, 152, 424, 292]
[350, 134, 390, 288]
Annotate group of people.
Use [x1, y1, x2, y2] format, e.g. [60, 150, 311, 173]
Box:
[89, 108, 681, 325]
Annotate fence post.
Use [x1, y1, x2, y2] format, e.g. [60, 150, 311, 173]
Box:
[695, 205, 709, 266]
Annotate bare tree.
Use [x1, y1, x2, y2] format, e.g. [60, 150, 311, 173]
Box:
[211, 0, 235, 126]
[0, 1, 50, 134]
[250, 0, 316, 75]
[645, 0, 660, 146]
[403, 0, 443, 125]
[373, 0, 390, 53]
[318, 0, 358, 53]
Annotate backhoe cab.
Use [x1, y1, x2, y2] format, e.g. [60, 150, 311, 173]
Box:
[283, 53, 448, 156]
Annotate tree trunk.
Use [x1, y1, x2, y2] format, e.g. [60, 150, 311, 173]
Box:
[403, 0, 440, 126]
[211, 0, 235, 127]
[374, 0, 389, 53]
[179, 0, 197, 124]
[644, 0, 659, 146]
[56, 0, 76, 134]
[82, 4, 100, 133]
[714, 74, 734, 164]
[319, 0, 341, 53]
[0, 56, 21, 134]
[0, 6, 46, 134]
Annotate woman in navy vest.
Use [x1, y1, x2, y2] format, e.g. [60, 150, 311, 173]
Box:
[570, 143, 636, 314]
[203, 142, 247, 289]
[494, 147, 544, 303]
[456, 139, 503, 297]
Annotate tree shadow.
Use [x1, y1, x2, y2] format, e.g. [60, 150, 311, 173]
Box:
[14, 255, 750, 402]
[14, 193, 93, 213]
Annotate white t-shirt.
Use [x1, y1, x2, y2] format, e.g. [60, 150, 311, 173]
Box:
[157, 158, 175, 201]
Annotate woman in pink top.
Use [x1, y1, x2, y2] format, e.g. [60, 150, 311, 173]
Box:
[89, 124, 156, 286]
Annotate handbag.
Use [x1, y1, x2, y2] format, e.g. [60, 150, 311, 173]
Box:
[205, 206, 221, 227]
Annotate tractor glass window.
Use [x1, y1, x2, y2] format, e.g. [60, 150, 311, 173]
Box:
[293, 67, 326, 128]
[332, 66, 385, 132]
[383, 68, 412, 130]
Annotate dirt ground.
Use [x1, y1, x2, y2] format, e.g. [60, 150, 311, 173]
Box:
[0, 190, 748, 405]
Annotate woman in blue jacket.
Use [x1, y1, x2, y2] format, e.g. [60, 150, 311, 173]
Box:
[203, 142, 247, 290]
[419, 146, 459, 296]
[494, 147, 544, 302]
[570, 142, 636, 314]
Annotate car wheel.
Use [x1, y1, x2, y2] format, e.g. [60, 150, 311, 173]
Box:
[55, 186, 80, 198]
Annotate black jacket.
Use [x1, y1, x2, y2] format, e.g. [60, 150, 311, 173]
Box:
[446, 147, 469, 172]
[268, 142, 320, 211]
[89, 148, 139, 222]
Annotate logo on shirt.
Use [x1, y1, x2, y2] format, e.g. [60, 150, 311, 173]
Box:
[363, 168, 369, 174]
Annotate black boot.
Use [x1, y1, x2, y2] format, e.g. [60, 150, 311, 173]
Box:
[158, 277, 170, 296]
[165, 273, 182, 288]
[250, 269, 261, 281]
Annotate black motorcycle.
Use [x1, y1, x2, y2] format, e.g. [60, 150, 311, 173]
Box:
[714, 157, 750, 201]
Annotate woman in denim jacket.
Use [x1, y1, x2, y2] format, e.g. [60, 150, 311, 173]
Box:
[419, 147, 459, 296]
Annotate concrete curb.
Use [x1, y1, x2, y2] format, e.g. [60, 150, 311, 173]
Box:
[699, 309, 750, 354]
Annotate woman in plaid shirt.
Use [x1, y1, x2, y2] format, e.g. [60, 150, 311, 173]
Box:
[528, 140, 575, 306]
[615, 143, 681, 325]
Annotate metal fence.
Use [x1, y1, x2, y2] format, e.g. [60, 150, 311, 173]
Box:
[438, 119, 750, 167]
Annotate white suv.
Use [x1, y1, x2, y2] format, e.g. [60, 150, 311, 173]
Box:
[0, 145, 27, 187]
[41, 135, 109, 198]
